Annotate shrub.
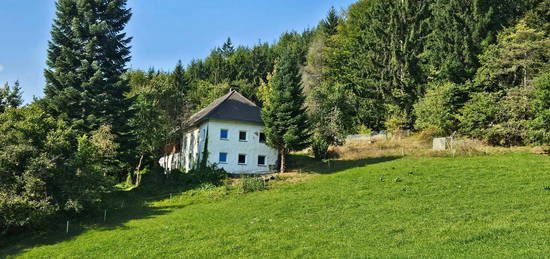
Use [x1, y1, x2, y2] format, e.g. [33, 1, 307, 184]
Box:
[530, 71, 550, 144]
[240, 175, 268, 193]
[414, 81, 466, 136]
[459, 87, 535, 146]
[311, 137, 330, 160]
[458, 92, 500, 142]
[184, 164, 228, 186]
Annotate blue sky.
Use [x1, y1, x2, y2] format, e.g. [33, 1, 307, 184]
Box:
[0, 0, 356, 103]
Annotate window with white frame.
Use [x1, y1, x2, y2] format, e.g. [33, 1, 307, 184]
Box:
[257, 155, 266, 166]
[239, 131, 247, 141]
[220, 129, 228, 140]
[238, 154, 247, 165]
[219, 152, 228, 163]
[259, 132, 266, 143]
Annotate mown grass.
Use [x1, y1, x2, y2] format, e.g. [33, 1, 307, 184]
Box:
[2, 152, 550, 258]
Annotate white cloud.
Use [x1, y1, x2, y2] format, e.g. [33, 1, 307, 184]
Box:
[0, 64, 4, 72]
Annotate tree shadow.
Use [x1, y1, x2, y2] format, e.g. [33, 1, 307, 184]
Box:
[287, 153, 401, 174]
[0, 171, 211, 258]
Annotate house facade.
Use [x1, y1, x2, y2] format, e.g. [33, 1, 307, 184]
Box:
[159, 90, 278, 174]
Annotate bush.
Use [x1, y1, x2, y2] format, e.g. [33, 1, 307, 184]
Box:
[530, 71, 550, 144]
[458, 92, 500, 143]
[414, 81, 466, 136]
[240, 175, 268, 193]
[459, 87, 535, 146]
[183, 164, 228, 186]
[311, 137, 330, 159]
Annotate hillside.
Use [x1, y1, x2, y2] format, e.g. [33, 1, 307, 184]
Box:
[3, 151, 550, 258]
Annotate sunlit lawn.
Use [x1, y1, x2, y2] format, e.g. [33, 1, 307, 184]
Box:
[3, 152, 550, 258]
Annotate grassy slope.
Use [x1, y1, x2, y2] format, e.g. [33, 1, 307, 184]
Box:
[3, 153, 550, 258]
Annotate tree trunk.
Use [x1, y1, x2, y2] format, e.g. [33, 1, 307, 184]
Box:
[134, 154, 144, 187]
[280, 150, 286, 173]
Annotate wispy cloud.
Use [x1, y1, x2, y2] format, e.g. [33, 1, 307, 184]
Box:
[0, 64, 4, 72]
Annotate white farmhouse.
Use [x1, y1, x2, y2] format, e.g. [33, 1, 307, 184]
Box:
[159, 90, 278, 174]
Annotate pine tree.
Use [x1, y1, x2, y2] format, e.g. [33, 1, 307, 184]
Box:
[261, 49, 310, 173]
[170, 60, 189, 123]
[43, 0, 132, 144]
[319, 7, 339, 36]
[221, 37, 235, 59]
[0, 81, 23, 112]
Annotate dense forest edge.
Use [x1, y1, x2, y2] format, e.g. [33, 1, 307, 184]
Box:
[1, 0, 549, 238]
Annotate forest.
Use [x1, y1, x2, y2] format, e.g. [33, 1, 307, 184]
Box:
[1, 0, 549, 236]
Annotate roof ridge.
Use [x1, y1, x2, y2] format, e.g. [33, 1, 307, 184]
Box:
[231, 90, 259, 107]
[202, 90, 236, 118]
[185, 89, 262, 127]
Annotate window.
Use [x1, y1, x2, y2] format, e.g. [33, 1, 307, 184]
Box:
[259, 132, 266, 143]
[219, 152, 228, 163]
[238, 154, 247, 164]
[257, 155, 266, 166]
[239, 131, 247, 141]
[220, 129, 228, 140]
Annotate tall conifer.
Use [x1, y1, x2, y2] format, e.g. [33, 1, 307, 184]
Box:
[261, 49, 310, 173]
[44, 0, 132, 141]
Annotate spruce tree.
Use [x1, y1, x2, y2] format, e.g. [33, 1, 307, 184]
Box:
[261, 49, 310, 173]
[43, 0, 132, 145]
[0, 81, 23, 113]
[170, 60, 189, 123]
[319, 7, 339, 36]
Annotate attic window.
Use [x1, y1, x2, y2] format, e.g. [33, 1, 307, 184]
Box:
[220, 129, 228, 140]
[239, 131, 247, 141]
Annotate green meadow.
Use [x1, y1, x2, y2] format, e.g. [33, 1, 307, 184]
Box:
[3, 153, 550, 258]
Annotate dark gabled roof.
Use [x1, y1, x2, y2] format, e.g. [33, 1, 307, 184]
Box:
[185, 90, 263, 127]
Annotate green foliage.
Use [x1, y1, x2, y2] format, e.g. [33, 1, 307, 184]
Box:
[239, 175, 268, 193]
[0, 104, 116, 234]
[304, 18, 348, 159]
[261, 49, 310, 172]
[181, 164, 228, 187]
[474, 20, 550, 91]
[414, 82, 466, 136]
[43, 0, 133, 179]
[458, 87, 535, 146]
[458, 92, 500, 142]
[530, 71, 550, 143]
[0, 81, 23, 113]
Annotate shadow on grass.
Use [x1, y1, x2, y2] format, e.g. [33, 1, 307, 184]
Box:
[0, 172, 211, 258]
[287, 153, 401, 174]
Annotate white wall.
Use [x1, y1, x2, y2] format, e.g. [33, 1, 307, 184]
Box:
[172, 119, 278, 174]
[204, 119, 278, 174]
[181, 126, 200, 171]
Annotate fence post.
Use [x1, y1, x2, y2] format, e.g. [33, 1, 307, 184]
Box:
[66, 220, 69, 234]
[104, 209, 107, 222]
[121, 200, 124, 208]
[401, 147, 404, 156]
[170, 193, 172, 199]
